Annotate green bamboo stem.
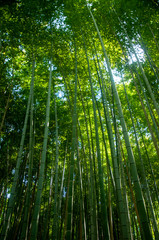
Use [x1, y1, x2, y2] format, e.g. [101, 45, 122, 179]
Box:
[78, 76, 97, 240]
[66, 43, 78, 240]
[86, 100, 100, 239]
[117, 133, 133, 240]
[78, 119, 91, 238]
[117, 128, 143, 238]
[147, 24, 159, 52]
[77, 145, 87, 240]
[111, 91, 133, 240]
[134, 69, 159, 139]
[121, 76, 159, 239]
[137, 34, 159, 83]
[82, 29, 110, 239]
[88, 6, 153, 239]
[52, 83, 59, 240]
[113, 8, 159, 116]
[93, 54, 115, 191]
[93, 45, 132, 239]
[21, 59, 35, 240]
[1, 60, 35, 240]
[0, 93, 10, 138]
[43, 155, 54, 240]
[116, 38, 159, 156]
[58, 143, 67, 235]
[132, 72, 159, 156]
[127, 49, 159, 140]
[134, 115, 159, 204]
[0, 63, 14, 138]
[30, 58, 52, 239]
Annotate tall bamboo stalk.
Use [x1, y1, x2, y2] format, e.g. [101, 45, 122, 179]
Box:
[137, 34, 159, 83]
[113, 8, 159, 116]
[78, 76, 97, 240]
[116, 37, 159, 156]
[66, 42, 78, 240]
[1, 60, 35, 240]
[77, 145, 87, 240]
[21, 59, 35, 240]
[93, 45, 132, 239]
[148, 24, 159, 52]
[121, 76, 159, 239]
[30, 58, 52, 239]
[52, 83, 59, 239]
[127, 48, 159, 140]
[82, 30, 110, 239]
[87, 6, 153, 239]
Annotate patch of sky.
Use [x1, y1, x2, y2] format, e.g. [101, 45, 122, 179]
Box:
[102, 61, 132, 84]
[53, 15, 68, 30]
[4, 57, 11, 64]
[12, 85, 24, 98]
[145, 131, 151, 139]
[63, 187, 67, 197]
[7, 193, 11, 199]
[45, 14, 70, 33]
[102, 41, 145, 81]
[44, 10, 68, 31]
[86, 1, 93, 7]
[112, 69, 121, 84]
[96, 90, 102, 100]
[19, 45, 26, 53]
[48, 62, 57, 71]
[57, 90, 65, 99]
[128, 44, 145, 64]
[78, 141, 82, 149]
[55, 82, 67, 101]
[8, 125, 16, 133]
[7, 68, 14, 78]
[102, 61, 121, 84]
[69, 41, 74, 53]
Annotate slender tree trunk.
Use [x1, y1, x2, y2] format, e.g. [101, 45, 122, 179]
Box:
[21, 59, 35, 240]
[30, 58, 52, 239]
[87, 6, 153, 239]
[66, 42, 78, 240]
[93, 43, 131, 239]
[78, 76, 97, 240]
[138, 34, 159, 83]
[148, 24, 159, 52]
[82, 30, 110, 240]
[116, 37, 159, 156]
[1, 60, 35, 240]
[52, 84, 59, 240]
[113, 8, 159, 116]
[0, 93, 10, 138]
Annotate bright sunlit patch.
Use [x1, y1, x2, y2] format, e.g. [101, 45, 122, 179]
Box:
[128, 44, 145, 64]
[57, 90, 64, 98]
[56, 90, 67, 101]
[112, 69, 121, 84]
[53, 13, 69, 31]
[7, 193, 10, 199]
[96, 90, 102, 100]
[102, 61, 121, 84]
[86, 0, 93, 7]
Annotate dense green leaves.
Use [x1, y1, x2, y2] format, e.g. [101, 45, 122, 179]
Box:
[0, 0, 159, 239]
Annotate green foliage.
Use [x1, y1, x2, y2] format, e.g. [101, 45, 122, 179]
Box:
[0, 0, 159, 239]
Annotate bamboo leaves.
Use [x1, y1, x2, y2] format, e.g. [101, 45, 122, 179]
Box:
[0, 1, 159, 239]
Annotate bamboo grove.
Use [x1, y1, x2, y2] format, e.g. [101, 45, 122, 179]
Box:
[0, 0, 159, 239]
